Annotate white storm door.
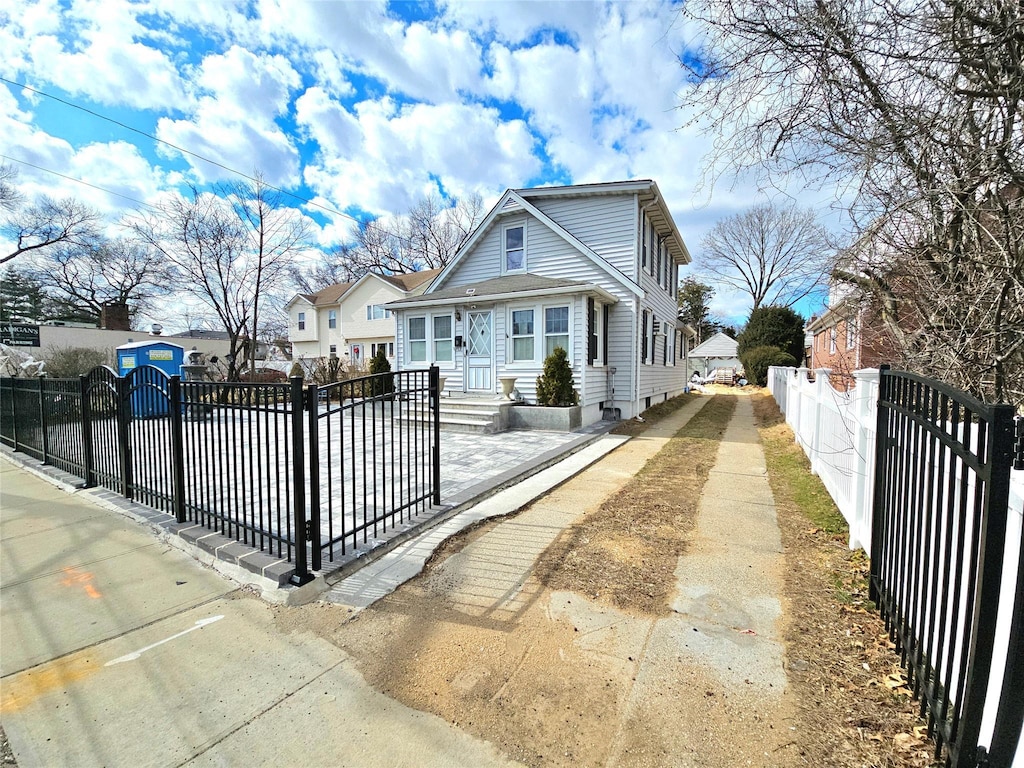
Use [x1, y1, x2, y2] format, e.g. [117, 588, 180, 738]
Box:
[466, 310, 493, 392]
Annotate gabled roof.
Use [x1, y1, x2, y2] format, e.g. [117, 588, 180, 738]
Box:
[285, 268, 442, 311]
[378, 268, 442, 292]
[689, 332, 739, 357]
[429, 182, 663, 297]
[387, 273, 618, 309]
[516, 179, 691, 265]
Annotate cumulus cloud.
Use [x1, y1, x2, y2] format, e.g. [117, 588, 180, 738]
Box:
[7, 0, 191, 110]
[302, 99, 537, 214]
[156, 47, 302, 186]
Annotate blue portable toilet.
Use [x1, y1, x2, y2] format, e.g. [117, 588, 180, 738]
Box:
[116, 340, 185, 417]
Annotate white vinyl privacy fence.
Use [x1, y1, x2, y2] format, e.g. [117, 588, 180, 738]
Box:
[767, 366, 1023, 767]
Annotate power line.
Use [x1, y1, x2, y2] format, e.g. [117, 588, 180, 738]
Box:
[0, 154, 155, 209]
[0, 78, 451, 252]
[0, 76, 371, 229]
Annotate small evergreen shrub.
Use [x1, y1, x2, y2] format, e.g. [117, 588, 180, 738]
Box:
[367, 347, 394, 398]
[535, 346, 579, 406]
[740, 345, 798, 386]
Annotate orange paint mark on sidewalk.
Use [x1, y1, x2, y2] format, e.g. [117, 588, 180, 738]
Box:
[0, 653, 99, 714]
[60, 566, 101, 599]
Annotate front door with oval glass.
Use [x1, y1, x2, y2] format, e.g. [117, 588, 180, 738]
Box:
[466, 310, 493, 392]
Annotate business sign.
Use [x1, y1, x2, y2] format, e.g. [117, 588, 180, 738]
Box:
[148, 349, 173, 361]
[0, 322, 41, 347]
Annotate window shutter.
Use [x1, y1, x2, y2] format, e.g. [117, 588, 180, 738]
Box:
[602, 304, 609, 365]
[641, 311, 648, 362]
[587, 297, 597, 364]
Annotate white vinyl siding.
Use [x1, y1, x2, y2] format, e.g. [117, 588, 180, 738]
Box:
[530, 194, 637, 276]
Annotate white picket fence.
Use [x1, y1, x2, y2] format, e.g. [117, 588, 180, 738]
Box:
[767, 365, 1024, 762]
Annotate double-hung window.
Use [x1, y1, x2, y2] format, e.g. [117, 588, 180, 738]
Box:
[408, 317, 427, 362]
[328, 309, 337, 329]
[297, 311, 306, 331]
[433, 315, 453, 362]
[829, 327, 837, 354]
[544, 306, 569, 356]
[511, 309, 535, 362]
[587, 298, 605, 366]
[846, 317, 857, 350]
[408, 314, 454, 364]
[504, 224, 525, 272]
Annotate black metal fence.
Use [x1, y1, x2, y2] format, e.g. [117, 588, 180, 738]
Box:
[0, 365, 441, 583]
[870, 366, 1022, 768]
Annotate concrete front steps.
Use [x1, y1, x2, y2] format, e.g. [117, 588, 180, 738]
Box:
[402, 395, 515, 434]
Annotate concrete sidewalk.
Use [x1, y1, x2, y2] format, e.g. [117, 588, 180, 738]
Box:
[0, 459, 518, 767]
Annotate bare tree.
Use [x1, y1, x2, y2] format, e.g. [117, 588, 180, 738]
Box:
[681, 0, 1024, 406]
[344, 192, 485, 274]
[221, 174, 313, 379]
[1, 178, 101, 265]
[0, 164, 23, 212]
[129, 187, 251, 381]
[129, 180, 311, 381]
[699, 203, 831, 310]
[32, 236, 168, 326]
[288, 244, 360, 293]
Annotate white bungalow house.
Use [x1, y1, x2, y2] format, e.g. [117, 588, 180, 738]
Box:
[286, 270, 439, 365]
[387, 180, 692, 427]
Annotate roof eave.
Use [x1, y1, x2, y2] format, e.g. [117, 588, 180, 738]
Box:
[388, 283, 619, 310]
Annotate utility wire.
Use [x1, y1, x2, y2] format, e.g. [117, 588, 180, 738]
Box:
[1, 154, 156, 209]
[0, 76, 419, 245]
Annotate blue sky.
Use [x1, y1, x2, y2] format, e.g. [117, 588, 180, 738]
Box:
[0, 0, 841, 325]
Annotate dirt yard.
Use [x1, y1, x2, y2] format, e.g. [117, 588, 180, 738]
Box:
[269, 391, 940, 767]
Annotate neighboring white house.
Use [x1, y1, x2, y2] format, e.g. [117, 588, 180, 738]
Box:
[387, 180, 692, 426]
[687, 332, 741, 377]
[286, 270, 439, 364]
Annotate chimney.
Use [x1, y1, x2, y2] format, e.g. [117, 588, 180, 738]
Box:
[100, 302, 131, 331]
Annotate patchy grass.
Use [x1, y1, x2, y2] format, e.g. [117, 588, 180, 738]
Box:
[609, 391, 699, 436]
[537, 395, 737, 615]
[752, 391, 940, 768]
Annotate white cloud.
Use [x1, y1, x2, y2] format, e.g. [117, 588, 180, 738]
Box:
[156, 47, 302, 186]
[303, 99, 537, 215]
[9, 0, 191, 111]
[439, 0, 602, 44]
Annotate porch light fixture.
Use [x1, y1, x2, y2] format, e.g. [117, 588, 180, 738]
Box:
[455, 309, 461, 321]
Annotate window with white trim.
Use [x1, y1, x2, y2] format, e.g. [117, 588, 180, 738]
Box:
[544, 306, 569, 356]
[408, 316, 427, 362]
[511, 308, 535, 362]
[328, 309, 337, 329]
[829, 326, 837, 354]
[329, 344, 336, 355]
[433, 315, 453, 362]
[366, 304, 391, 321]
[504, 224, 525, 272]
[297, 311, 305, 331]
[846, 317, 857, 350]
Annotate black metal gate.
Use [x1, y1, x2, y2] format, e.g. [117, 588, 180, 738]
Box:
[2, 365, 442, 585]
[870, 365, 1022, 767]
